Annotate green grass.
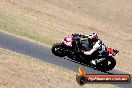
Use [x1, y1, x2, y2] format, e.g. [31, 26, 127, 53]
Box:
[0, 12, 55, 45]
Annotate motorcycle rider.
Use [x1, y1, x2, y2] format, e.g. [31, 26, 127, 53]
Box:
[80, 33, 107, 66]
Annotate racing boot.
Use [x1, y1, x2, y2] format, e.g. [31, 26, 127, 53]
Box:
[90, 58, 105, 66]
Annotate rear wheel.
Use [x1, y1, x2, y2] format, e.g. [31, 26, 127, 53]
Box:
[51, 43, 66, 57]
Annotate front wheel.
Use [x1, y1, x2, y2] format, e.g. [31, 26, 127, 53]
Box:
[51, 43, 66, 57]
[96, 56, 116, 72]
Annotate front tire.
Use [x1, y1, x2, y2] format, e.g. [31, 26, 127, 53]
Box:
[51, 43, 66, 57]
[96, 56, 116, 72]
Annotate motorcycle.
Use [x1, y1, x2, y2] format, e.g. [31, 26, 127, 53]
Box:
[51, 34, 119, 72]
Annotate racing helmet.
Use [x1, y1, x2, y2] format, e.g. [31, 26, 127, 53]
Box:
[88, 33, 98, 42]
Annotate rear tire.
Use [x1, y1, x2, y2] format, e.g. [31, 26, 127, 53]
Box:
[51, 43, 66, 57]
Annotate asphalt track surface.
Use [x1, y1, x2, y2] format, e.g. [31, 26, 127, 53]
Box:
[0, 32, 131, 88]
